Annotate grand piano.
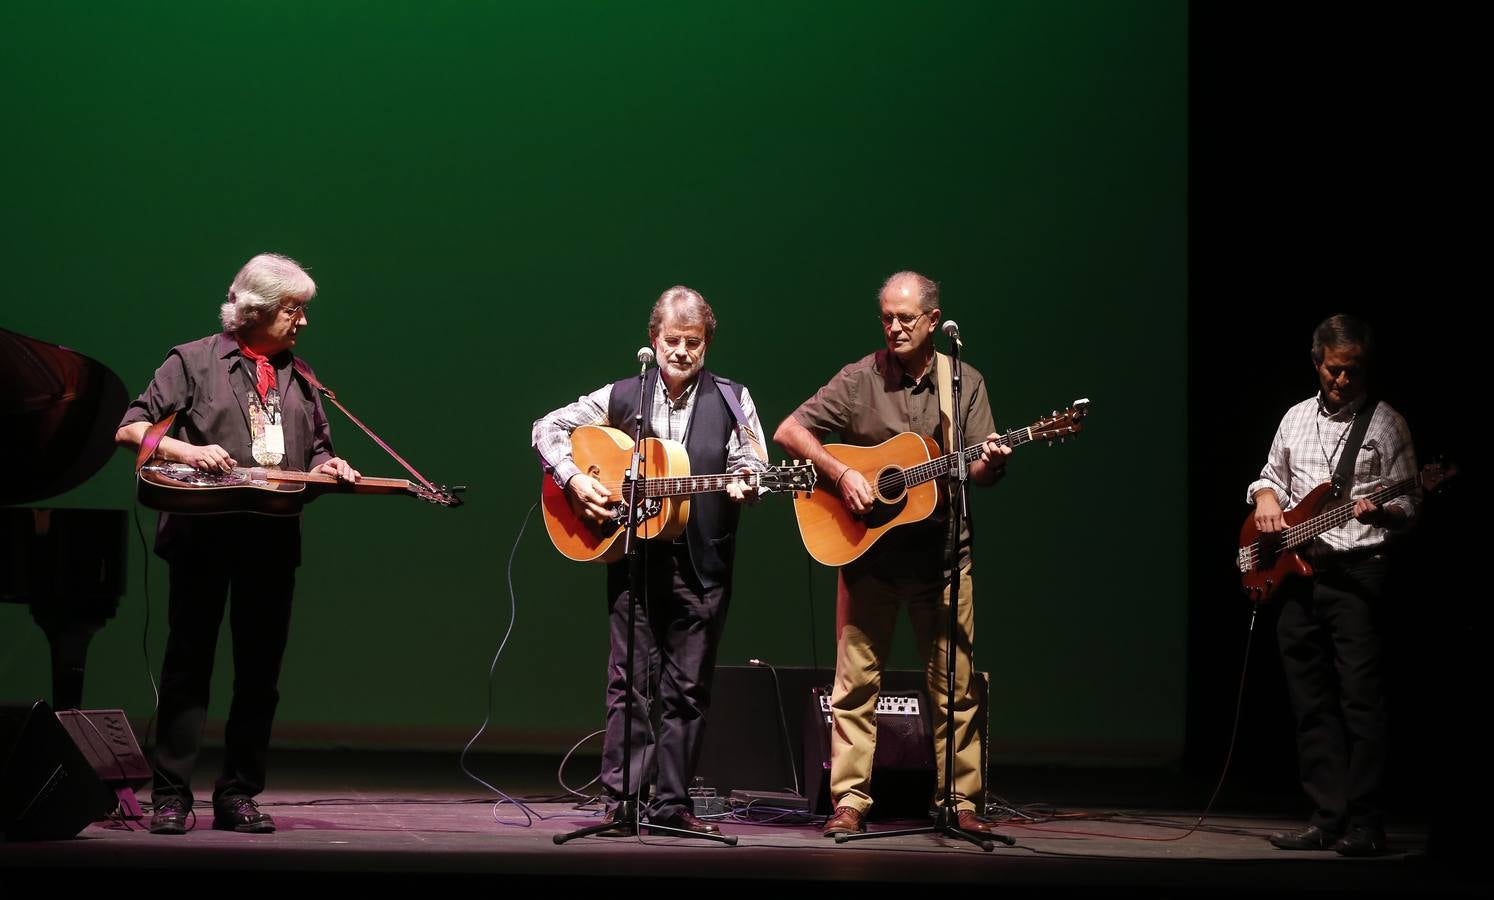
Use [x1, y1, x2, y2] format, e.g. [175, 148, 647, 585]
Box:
[1, 325, 130, 712]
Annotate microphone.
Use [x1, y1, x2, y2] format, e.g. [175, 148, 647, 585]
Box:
[941, 319, 962, 348]
[636, 346, 655, 372]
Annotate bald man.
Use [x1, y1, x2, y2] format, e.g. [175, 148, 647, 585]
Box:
[774, 271, 1010, 838]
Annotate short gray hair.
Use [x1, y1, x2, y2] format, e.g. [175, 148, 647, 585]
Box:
[220, 253, 317, 333]
[648, 285, 717, 341]
[880, 271, 939, 312]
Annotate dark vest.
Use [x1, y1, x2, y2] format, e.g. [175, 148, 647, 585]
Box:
[607, 368, 743, 590]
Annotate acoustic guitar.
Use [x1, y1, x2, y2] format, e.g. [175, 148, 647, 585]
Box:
[541, 424, 816, 563]
[793, 400, 1088, 566]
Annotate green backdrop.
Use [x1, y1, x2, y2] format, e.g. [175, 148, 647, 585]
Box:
[2, 1, 1186, 764]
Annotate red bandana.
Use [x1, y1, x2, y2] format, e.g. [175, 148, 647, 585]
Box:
[236, 338, 277, 402]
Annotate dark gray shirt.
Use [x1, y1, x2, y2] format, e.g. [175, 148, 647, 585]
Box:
[121, 331, 336, 564]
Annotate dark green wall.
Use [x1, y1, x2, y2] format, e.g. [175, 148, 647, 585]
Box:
[2, 1, 1186, 763]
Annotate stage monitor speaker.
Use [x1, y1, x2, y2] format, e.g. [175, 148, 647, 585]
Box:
[0, 700, 115, 840]
[694, 665, 810, 797]
[55, 708, 150, 819]
[802, 685, 937, 816]
[696, 666, 989, 818]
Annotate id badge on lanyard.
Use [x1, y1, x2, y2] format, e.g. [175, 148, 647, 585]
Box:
[248, 388, 286, 467]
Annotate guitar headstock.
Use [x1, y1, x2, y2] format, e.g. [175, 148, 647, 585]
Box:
[760, 461, 818, 496]
[1418, 460, 1459, 494]
[414, 483, 466, 508]
[1029, 398, 1089, 444]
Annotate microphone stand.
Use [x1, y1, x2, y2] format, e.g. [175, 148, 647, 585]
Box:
[838, 328, 1013, 851]
[555, 355, 734, 846]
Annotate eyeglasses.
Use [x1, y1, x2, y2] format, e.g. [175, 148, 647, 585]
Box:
[277, 302, 308, 319]
[879, 311, 927, 329]
[659, 335, 705, 353]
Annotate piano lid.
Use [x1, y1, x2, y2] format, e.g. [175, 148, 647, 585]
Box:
[1, 326, 129, 505]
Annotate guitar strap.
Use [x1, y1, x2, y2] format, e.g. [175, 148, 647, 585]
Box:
[715, 375, 768, 462]
[292, 357, 440, 493]
[1330, 396, 1377, 500]
[934, 351, 955, 454]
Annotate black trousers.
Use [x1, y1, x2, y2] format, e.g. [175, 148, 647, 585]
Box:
[1276, 554, 1388, 831]
[601, 542, 729, 820]
[151, 559, 296, 807]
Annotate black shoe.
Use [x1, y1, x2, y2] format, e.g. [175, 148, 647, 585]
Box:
[213, 796, 276, 833]
[1333, 825, 1386, 857]
[1268, 824, 1340, 850]
[646, 811, 722, 835]
[596, 807, 637, 837]
[149, 796, 190, 835]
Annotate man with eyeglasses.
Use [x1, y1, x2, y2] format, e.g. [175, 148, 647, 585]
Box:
[116, 253, 360, 835]
[774, 271, 1010, 838]
[533, 285, 768, 836]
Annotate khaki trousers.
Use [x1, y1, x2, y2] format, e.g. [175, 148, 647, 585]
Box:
[829, 563, 982, 814]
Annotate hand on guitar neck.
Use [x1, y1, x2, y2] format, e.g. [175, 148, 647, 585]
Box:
[1255, 488, 1404, 534]
[310, 456, 362, 484]
[567, 465, 760, 523]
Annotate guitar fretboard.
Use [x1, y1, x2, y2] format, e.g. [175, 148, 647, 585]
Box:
[640, 473, 756, 498]
[893, 427, 1035, 491]
[1279, 477, 1419, 549]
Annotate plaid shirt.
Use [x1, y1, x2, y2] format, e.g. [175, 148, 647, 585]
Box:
[532, 375, 766, 489]
[1246, 393, 1419, 555]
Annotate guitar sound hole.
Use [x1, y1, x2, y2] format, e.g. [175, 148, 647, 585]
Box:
[875, 468, 907, 503]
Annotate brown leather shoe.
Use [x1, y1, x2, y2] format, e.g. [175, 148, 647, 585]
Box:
[955, 809, 998, 835]
[823, 806, 865, 837]
[596, 807, 637, 837]
[646, 811, 722, 835]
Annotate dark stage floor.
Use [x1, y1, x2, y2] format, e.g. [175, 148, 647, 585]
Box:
[0, 751, 1478, 896]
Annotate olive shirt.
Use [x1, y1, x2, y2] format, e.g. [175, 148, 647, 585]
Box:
[790, 349, 997, 579]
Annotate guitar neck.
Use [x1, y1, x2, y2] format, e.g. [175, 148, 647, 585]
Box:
[1282, 476, 1418, 549]
[257, 469, 413, 492]
[902, 427, 1033, 489]
[640, 472, 755, 498]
